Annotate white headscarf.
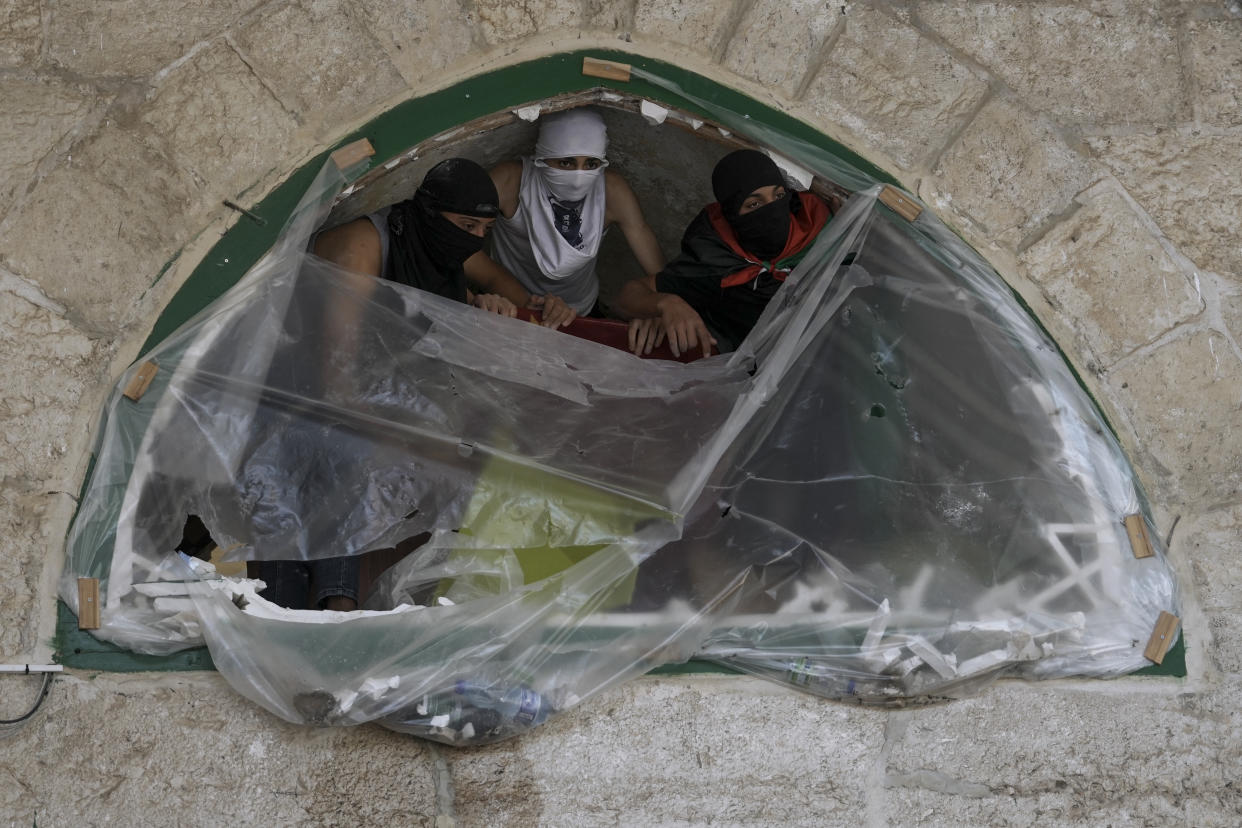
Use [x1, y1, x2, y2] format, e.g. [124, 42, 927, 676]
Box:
[521, 109, 609, 280]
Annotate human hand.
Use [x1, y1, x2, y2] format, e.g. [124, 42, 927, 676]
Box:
[627, 317, 666, 356]
[656, 295, 715, 359]
[527, 294, 577, 329]
[472, 292, 518, 318]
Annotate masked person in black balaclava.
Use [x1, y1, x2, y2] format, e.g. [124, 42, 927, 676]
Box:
[314, 157, 512, 310]
[613, 149, 835, 358]
[251, 159, 514, 614]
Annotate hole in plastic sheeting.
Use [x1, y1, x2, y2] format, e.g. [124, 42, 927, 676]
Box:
[58, 57, 1179, 745]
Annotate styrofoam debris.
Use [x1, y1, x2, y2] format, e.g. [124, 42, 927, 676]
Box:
[203, 578, 423, 624]
[600, 92, 624, 102]
[764, 149, 814, 190]
[640, 100, 668, 126]
[152, 597, 197, 614]
[907, 636, 958, 679]
[437, 596, 455, 606]
[890, 654, 923, 677]
[956, 650, 1012, 676]
[717, 128, 731, 138]
[359, 675, 400, 695]
[861, 599, 891, 652]
[428, 714, 450, 728]
[461, 722, 475, 739]
[515, 105, 542, 122]
[383, 158, 401, 170]
[336, 690, 359, 713]
[133, 581, 194, 597]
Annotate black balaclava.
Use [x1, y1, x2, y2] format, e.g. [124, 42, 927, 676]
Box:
[711, 149, 792, 261]
[387, 158, 500, 301]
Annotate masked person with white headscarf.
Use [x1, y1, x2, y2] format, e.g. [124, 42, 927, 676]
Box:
[464, 108, 665, 328]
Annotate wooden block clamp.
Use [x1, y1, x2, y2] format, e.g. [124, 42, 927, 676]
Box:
[122, 360, 158, 402]
[583, 57, 632, 82]
[878, 185, 923, 222]
[77, 578, 101, 630]
[1124, 513, 1155, 559]
[1143, 611, 1180, 664]
[330, 138, 375, 172]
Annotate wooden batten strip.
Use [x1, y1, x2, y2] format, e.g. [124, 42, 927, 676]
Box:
[77, 578, 101, 630]
[878, 185, 923, 222]
[1143, 611, 1180, 664]
[1124, 513, 1155, 559]
[122, 360, 159, 401]
[330, 138, 376, 171]
[583, 57, 632, 82]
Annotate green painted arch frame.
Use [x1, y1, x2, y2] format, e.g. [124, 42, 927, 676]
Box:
[56, 49, 1183, 677]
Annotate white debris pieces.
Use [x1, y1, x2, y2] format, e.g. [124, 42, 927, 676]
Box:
[764, 149, 814, 191]
[640, 100, 668, 126]
[907, 635, 959, 680]
[337, 675, 401, 714]
[860, 599, 901, 671]
[515, 105, 542, 122]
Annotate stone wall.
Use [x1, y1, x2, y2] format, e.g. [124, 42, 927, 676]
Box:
[1, 1, 1240, 824]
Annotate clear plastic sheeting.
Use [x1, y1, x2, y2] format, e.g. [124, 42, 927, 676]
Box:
[62, 93, 1177, 745]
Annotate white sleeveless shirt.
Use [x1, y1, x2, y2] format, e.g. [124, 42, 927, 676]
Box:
[489, 157, 607, 315]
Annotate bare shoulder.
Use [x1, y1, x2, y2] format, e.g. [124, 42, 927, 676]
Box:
[490, 160, 523, 217]
[604, 169, 642, 223]
[313, 217, 381, 275]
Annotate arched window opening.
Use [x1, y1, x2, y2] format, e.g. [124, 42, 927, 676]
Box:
[59, 54, 1179, 745]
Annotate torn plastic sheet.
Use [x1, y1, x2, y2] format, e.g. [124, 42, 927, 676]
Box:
[62, 90, 1177, 745]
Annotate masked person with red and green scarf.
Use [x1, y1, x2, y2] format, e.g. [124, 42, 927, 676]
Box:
[614, 149, 834, 359]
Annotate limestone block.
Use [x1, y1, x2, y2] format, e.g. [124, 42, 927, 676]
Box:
[916, 2, 1187, 127]
[0, 127, 199, 334]
[1107, 331, 1242, 504]
[1208, 611, 1242, 676]
[0, 673, 439, 825]
[229, 0, 407, 132]
[1222, 289, 1242, 346]
[1187, 18, 1242, 127]
[450, 677, 885, 825]
[0, 288, 100, 484]
[353, 1, 477, 86]
[930, 97, 1097, 250]
[474, 0, 583, 44]
[801, 7, 989, 171]
[1021, 182, 1203, 368]
[0, 489, 57, 659]
[140, 41, 300, 199]
[1178, 506, 1242, 612]
[45, 0, 261, 78]
[884, 686, 1242, 825]
[634, 0, 736, 57]
[0, 0, 41, 69]
[721, 0, 844, 97]
[1088, 132, 1242, 278]
[584, 0, 632, 32]
[0, 76, 98, 212]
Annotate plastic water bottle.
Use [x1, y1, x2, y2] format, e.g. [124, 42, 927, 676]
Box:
[452, 680, 550, 733]
[397, 680, 552, 744]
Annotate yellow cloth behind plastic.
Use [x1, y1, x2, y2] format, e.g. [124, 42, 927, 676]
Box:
[438, 453, 663, 603]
